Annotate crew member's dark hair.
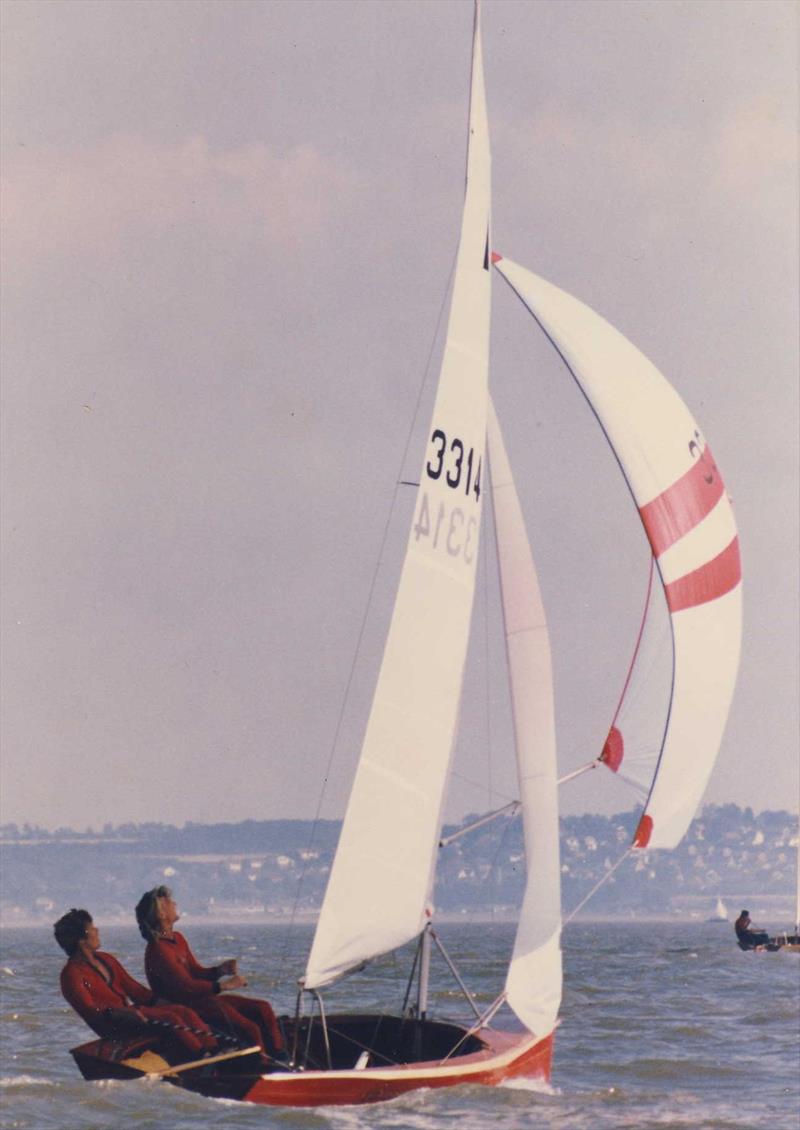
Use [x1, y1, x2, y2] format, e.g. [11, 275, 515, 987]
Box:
[53, 908, 92, 956]
[135, 885, 172, 942]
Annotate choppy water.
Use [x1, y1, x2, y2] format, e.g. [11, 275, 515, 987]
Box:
[1, 921, 797, 1129]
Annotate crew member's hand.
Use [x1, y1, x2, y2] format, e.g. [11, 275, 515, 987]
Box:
[219, 973, 247, 991]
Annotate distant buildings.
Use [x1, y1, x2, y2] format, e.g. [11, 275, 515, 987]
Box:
[1, 804, 797, 926]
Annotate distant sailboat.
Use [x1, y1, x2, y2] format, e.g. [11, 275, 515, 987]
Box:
[708, 897, 728, 923]
[68, 1, 743, 1105]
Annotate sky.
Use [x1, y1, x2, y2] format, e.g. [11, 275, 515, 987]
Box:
[1, 0, 797, 833]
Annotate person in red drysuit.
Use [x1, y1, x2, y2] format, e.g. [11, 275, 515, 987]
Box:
[135, 886, 286, 1060]
[54, 907, 217, 1060]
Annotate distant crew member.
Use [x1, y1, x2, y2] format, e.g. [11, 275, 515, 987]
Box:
[734, 909, 770, 949]
[135, 886, 286, 1060]
[54, 907, 217, 1059]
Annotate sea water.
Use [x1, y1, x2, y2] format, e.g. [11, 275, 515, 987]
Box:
[1, 921, 797, 1129]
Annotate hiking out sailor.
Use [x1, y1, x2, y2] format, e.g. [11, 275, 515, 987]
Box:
[734, 909, 770, 949]
[135, 886, 286, 1061]
[54, 907, 218, 1058]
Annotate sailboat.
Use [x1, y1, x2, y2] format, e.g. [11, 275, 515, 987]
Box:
[68, 2, 742, 1106]
[708, 897, 728, 923]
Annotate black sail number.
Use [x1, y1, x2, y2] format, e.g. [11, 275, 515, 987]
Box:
[446, 438, 464, 488]
[426, 429, 446, 480]
[425, 428, 481, 500]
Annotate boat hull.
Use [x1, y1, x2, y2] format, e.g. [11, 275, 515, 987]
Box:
[70, 1035, 263, 1082]
[182, 1023, 553, 1107]
[70, 1017, 553, 1107]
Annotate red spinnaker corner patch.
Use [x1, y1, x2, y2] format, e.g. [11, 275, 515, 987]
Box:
[600, 726, 624, 773]
[633, 815, 653, 848]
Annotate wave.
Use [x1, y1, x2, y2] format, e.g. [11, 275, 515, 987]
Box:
[0, 1075, 54, 1088]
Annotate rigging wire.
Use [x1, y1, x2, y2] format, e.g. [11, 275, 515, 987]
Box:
[608, 554, 657, 730]
[277, 245, 461, 982]
[481, 809, 520, 920]
[562, 848, 632, 925]
[482, 466, 494, 813]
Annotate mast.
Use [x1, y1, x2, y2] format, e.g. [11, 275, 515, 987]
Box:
[417, 925, 432, 1019]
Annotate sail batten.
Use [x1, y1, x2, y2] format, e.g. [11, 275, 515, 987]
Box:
[493, 256, 742, 851]
[304, 11, 491, 992]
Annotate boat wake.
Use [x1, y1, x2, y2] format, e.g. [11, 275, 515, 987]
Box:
[498, 1075, 557, 1096]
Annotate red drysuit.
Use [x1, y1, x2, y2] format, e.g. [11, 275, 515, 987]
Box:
[144, 931, 283, 1054]
[60, 950, 215, 1057]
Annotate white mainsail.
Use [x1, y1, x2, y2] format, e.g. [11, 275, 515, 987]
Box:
[304, 10, 491, 991]
[488, 401, 562, 1039]
[493, 255, 742, 851]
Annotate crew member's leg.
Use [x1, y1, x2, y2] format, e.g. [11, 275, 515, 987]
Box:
[192, 997, 266, 1052]
[139, 1004, 216, 1056]
[222, 994, 284, 1054]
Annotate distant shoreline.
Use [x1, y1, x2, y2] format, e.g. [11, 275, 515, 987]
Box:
[4, 804, 795, 933]
[3, 906, 795, 931]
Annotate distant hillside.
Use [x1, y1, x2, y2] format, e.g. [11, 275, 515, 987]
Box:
[1, 803, 797, 926]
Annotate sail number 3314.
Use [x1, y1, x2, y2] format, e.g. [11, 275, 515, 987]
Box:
[425, 429, 482, 499]
[413, 429, 482, 564]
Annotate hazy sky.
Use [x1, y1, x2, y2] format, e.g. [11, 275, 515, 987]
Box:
[2, 0, 797, 833]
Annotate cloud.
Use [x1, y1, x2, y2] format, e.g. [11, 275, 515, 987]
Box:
[713, 95, 797, 197]
[1, 134, 356, 268]
[499, 93, 795, 214]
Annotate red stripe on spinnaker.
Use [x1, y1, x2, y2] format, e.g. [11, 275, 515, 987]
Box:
[633, 815, 653, 849]
[491, 251, 503, 264]
[639, 447, 725, 557]
[665, 536, 741, 613]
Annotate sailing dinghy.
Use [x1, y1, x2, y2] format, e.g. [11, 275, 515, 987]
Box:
[69, 0, 742, 1106]
[708, 897, 729, 923]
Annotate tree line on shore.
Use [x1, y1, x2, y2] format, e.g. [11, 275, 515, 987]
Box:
[1, 803, 796, 924]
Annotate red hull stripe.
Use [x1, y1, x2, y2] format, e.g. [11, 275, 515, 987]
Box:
[665, 536, 741, 613]
[240, 1030, 554, 1106]
[639, 446, 726, 557]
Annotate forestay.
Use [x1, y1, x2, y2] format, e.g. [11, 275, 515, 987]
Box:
[304, 11, 492, 990]
[488, 400, 562, 1039]
[493, 255, 742, 851]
